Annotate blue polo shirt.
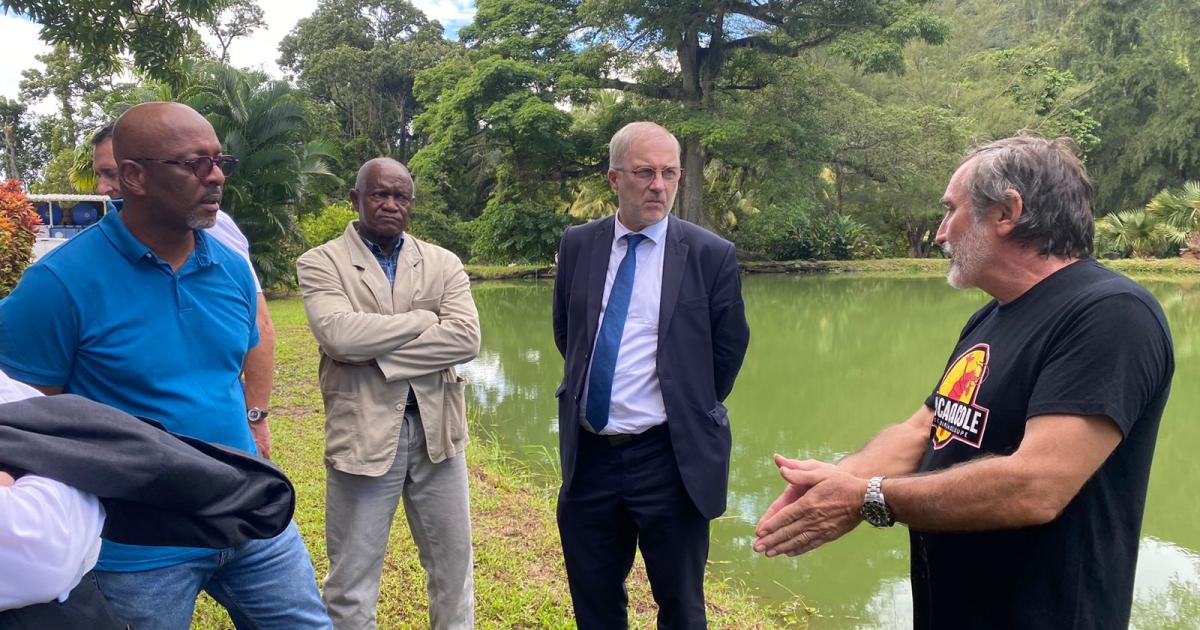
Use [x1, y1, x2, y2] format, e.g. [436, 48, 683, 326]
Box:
[0, 210, 258, 571]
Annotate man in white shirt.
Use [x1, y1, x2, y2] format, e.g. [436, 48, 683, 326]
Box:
[0, 370, 120, 628]
[91, 123, 277, 458]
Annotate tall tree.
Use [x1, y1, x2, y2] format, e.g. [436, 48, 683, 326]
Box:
[0, 98, 42, 181]
[278, 0, 456, 171]
[4, 0, 222, 78]
[571, 0, 950, 225]
[205, 0, 268, 63]
[18, 43, 108, 153]
[1059, 0, 1200, 213]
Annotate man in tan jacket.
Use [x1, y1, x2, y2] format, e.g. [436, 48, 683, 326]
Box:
[297, 158, 480, 630]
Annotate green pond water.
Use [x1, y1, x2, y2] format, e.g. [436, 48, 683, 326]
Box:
[462, 274, 1200, 629]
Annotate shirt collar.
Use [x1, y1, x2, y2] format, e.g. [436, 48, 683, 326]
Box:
[359, 233, 405, 258]
[98, 208, 213, 268]
[613, 213, 668, 245]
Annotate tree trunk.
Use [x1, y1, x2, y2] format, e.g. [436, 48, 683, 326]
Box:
[906, 218, 931, 258]
[676, 23, 707, 227]
[3, 125, 19, 180]
[679, 136, 706, 226]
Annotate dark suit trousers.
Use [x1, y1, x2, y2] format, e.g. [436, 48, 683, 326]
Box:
[557, 424, 710, 629]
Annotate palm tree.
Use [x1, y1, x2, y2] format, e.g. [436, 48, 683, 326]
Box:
[186, 64, 340, 286]
[1146, 181, 1200, 256]
[1096, 209, 1182, 258]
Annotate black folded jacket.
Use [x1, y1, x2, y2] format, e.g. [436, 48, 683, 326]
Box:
[0, 394, 294, 548]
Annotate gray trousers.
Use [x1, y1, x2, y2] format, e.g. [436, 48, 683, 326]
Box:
[323, 408, 474, 630]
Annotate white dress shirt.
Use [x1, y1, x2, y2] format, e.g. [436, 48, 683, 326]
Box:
[582, 215, 669, 435]
[208, 209, 263, 293]
[0, 371, 105, 611]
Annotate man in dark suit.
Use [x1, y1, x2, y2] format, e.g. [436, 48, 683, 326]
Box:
[552, 121, 750, 628]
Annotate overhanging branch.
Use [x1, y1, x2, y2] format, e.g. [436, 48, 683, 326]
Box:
[595, 78, 684, 100]
[725, 32, 837, 55]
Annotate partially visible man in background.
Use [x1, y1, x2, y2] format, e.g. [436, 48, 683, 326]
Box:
[92, 123, 276, 458]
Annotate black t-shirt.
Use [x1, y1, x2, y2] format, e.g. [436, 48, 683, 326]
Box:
[912, 259, 1174, 630]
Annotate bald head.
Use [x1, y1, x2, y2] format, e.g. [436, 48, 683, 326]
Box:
[112, 102, 216, 164]
[609, 122, 679, 170]
[111, 101, 226, 233]
[355, 158, 412, 194]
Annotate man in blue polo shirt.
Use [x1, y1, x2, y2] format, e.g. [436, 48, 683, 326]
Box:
[0, 102, 331, 630]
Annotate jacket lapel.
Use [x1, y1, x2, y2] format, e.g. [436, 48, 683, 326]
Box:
[344, 222, 393, 315]
[394, 235, 424, 311]
[658, 215, 688, 349]
[585, 216, 616, 350]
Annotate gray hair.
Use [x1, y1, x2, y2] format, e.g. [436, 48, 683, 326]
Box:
[960, 134, 1094, 258]
[354, 157, 413, 193]
[608, 122, 680, 169]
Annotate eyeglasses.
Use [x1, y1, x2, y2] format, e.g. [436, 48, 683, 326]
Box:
[614, 167, 683, 183]
[127, 155, 239, 178]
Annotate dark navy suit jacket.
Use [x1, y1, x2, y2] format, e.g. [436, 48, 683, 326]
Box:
[553, 214, 750, 520]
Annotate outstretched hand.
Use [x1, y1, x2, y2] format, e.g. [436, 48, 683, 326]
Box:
[754, 455, 835, 531]
[753, 455, 867, 557]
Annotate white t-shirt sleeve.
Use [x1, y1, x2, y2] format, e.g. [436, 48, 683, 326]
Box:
[207, 210, 263, 293]
[0, 475, 105, 610]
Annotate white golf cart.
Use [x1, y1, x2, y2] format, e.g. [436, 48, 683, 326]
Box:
[27, 193, 111, 261]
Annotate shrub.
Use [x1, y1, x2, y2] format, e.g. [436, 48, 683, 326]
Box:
[408, 203, 475, 261]
[470, 194, 573, 264]
[298, 202, 357, 247]
[735, 203, 881, 261]
[0, 181, 40, 297]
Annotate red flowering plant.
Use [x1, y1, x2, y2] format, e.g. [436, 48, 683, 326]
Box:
[0, 180, 40, 297]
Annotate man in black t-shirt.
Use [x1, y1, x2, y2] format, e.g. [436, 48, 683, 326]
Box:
[753, 134, 1174, 630]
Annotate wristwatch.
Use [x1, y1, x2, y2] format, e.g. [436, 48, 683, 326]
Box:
[861, 476, 895, 527]
[247, 407, 270, 423]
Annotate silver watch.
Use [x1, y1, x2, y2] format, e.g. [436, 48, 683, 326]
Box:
[860, 475, 895, 527]
[247, 407, 270, 423]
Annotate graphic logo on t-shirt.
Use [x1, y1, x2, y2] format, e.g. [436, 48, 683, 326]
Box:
[931, 343, 990, 449]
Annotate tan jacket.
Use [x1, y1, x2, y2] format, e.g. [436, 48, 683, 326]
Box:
[296, 222, 480, 475]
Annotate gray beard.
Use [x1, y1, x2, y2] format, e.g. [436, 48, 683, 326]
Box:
[187, 209, 218, 230]
[943, 229, 988, 290]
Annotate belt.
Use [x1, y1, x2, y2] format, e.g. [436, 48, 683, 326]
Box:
[586, 423, 667, 448]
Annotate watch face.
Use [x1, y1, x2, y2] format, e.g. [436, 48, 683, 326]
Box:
[861, 502, 891, 527]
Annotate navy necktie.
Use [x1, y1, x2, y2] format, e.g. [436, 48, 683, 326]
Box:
[585, 233, 648, 433]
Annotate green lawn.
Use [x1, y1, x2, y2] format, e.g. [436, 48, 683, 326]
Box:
[192, 298, 791, 629]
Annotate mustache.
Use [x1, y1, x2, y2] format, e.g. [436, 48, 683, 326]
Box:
[201, 187, 223, 202]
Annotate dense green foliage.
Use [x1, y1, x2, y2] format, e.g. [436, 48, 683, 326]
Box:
[1096, 182, 1200, 258]
[6, 0, 1199, 274]
[298, 202, 358, 247]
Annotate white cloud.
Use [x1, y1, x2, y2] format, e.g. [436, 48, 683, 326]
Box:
[0, 14, 52, 107]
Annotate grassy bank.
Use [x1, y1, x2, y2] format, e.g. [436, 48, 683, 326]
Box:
[193, 298, 789, 629]
[741, 256, 1200, 278]
[467, 257, 1200, 284]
